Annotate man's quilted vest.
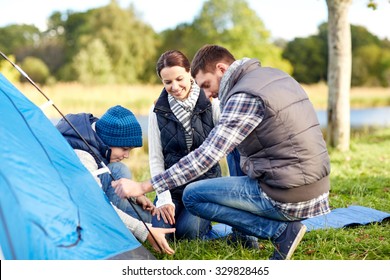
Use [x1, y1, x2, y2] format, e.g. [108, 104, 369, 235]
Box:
[221, 60, 330, 203]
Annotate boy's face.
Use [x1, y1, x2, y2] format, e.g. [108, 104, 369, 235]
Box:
[110, 147, 133, 162]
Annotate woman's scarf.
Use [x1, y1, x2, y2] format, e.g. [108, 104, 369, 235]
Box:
[168, 81, 200, 149]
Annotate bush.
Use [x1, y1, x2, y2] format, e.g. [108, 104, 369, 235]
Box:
[20, 56, 50, 84]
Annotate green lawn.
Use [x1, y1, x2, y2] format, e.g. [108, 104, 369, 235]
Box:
[19, 81, 389, 259]
[135, 127, 390, 260]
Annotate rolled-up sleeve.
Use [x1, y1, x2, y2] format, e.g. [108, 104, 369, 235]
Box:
[151, 93, 265, 194]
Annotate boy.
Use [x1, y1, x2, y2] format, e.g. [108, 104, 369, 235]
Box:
[57, 105, 174, 254]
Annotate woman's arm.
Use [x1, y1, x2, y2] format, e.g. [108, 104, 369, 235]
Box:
[148, 106, 174, 205]
[211, 97, 221, 125]
[148, 105, 165, 177]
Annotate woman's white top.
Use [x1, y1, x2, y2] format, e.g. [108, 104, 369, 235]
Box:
[148, 97, 221, 208]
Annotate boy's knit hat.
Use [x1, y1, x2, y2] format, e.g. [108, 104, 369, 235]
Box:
[96, 105, 142, 147]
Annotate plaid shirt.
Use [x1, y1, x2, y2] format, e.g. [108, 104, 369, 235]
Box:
[151, 93, 330, 219]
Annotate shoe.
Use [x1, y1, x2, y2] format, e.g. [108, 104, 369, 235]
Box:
[227, 231, 260, 250]
[270, 222, 307, 260]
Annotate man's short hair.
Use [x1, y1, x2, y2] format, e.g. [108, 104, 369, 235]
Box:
[191, 45, 235, 78]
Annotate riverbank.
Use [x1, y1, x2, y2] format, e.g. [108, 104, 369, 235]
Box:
[16, 82, 390, 118]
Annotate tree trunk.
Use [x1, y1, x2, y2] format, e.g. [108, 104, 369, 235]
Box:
[326, 0, 352, 151]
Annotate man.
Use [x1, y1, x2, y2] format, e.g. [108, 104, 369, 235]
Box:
[113, 45, 331, 260]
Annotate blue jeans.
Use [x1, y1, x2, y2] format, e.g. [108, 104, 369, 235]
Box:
[152, 196, 211, 240]
[183, 176, 296, 240]
[99, 162, 152, 223]
[226, 148, 245, 176]
[226, 149, 258, 244]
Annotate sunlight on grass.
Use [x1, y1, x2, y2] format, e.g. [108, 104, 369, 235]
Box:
[14, 82, 390, 119]
[16, 82, 163, 118]
[302, 82, 390, 109]
[14, 80, 390, 260]
[153, 128, 390, 260]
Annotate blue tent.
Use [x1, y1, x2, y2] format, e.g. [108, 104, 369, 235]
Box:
[0, 74, 154, 259]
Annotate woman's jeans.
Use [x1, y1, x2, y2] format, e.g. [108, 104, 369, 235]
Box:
[152, 196, 211, 240]
[99, 162, 152, 223]
[183, 176, 293, 240]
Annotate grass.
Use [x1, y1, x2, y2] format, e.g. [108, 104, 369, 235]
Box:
[15, 82, 390, 118]
[17, 82, 162, 117]
[302, 82, 390, 110]
[124, 127, 390, 260]
[16, 81, 390, 259]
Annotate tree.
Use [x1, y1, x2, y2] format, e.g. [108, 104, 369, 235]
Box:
[283, 36, 327, 84]
[325, 0, 389, 151]
[159, 0, 292, 73]
[283, 21, 389, 86]
[87, 0, 157, 83]
[20, 56, 50, 85]
[72, 39, 113, 85]
[48, 0, 158, 84]
[195, 0, 292, 72]
[353, 44, 383, 86]
[326, 0, 352, 152]
[0, 24, 41, 61]
[0, 55, 20, 83]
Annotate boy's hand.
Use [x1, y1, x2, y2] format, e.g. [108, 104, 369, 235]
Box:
[147, 227, 176, 255]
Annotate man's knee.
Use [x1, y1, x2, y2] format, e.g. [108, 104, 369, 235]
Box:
[182, 184, 196, 209]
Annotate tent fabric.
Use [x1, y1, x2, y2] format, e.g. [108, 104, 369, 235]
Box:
[0, 74, 154, 259]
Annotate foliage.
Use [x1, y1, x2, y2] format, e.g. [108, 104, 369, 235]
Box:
[283, 36, 327, 83]
[159, 0, 292, 73]
[350, 24, 381, 51]
[72, 39, 114, 85]
[282, 22, 390, 86]
[1, 0, 389, 86]
[44, 0, 158, 83]
[0, 24, 40, 56]
[20, 56, 50, 84]
[84, 1, 158, 83]
[0, 55, 20, 83]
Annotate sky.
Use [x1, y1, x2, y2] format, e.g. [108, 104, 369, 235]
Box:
[1, 0, 389, 41]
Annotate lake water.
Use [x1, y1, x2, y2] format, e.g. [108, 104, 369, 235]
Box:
[136, 107, 390, 137]
[316, 107, 390, 128]
[52, 107, 390, 138]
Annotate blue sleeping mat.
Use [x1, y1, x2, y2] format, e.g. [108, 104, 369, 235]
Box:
[208, 205, 390, 238]
[302, 205, 390, 231]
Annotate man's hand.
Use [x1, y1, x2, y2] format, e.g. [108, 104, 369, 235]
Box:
[153, 204, 175, 225]
[112, 178, 153, 198]
[147, 227, 176, 255]
[136, 196, 155, 212]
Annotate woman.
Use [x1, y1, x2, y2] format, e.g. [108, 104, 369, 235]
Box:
[148, 50, 222, 240]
